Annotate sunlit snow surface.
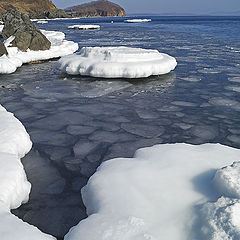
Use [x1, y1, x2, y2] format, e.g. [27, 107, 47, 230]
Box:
[58, 47, 177, 78]
[0, 105, 55, 240]
[66, 143, 240, 240]
[0, 30, 78, 74]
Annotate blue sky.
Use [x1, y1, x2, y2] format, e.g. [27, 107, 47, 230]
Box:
[52, 0, 240, 15]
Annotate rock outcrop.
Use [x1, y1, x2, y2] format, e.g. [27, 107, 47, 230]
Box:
[65, 0, 126, 18]
[0, 0, 69, 19]
[2, 8, 51, 51]
[0, 40, 7, 56]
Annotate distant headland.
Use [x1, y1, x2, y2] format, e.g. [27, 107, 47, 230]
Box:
[0, 0, 126, 19]
[65, 0, 126, 18]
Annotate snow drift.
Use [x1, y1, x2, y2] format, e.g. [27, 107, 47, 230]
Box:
[65, 143, 240, 240]
[57, 46, 177, 78]
[0, 104, 55, 240]
[0, 30, 78, 74]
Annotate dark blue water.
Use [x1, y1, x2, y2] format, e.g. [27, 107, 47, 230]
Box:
[0, 16, 240, 239]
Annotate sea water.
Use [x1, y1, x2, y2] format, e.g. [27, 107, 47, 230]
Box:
[0, 16, 240, 239]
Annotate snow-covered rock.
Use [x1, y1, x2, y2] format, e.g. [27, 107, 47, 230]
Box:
[124, 19, 152, 23]
[57, 46, 177, 78]
[0, 30, 78, 74]
[65, 143, 240, 240]
[0, 104, 55, 240]
[213, 161, 240, 199]
[68, 25, 100, 30]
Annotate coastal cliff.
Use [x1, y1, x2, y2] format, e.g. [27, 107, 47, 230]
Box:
[65, 0, 126, 18]
[0, 0, 69, 19]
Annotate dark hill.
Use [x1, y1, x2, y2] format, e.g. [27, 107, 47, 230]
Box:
[0, 0, 69, 19]
[65, 0, 126, 18]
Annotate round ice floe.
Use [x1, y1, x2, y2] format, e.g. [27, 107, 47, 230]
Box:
[213, 162, 240, 198]
[68, 25, 100, 30]
[200, 197, 240, 240]
[58, 46, 177, 78]
[124, 19, 152, 23]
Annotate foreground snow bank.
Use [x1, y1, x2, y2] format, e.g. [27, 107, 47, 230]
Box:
[124, 19, 152, 23]
[213, 161, 240, 198]
[198, 161, 240, 239]
[65, 143, 240, 240]
[0, 105, 55, 240]
[68, 25, 100, 30]
[58, 46, 177, 78]
[0, 30, 78, 74]
[200, 197, 240, 240]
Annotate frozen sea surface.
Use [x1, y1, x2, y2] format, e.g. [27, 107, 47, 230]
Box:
[0, 16, 240, 239]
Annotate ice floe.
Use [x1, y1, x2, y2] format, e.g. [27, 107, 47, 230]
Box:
[225, 85, 240, 93]
[57, 46, 177, 78]
[65, 143, 240, 240]
[68, 25, 100, 30]
[228, 76, 240, 83]
[37, 20, 48, 24]
[0, 30, 78, 74]
[124, 19, 152, 23]
[0, 104, 55, 240]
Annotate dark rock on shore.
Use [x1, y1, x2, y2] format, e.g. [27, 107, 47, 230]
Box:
[0, 40, 7, 56]
[65, 0, 126, 18]
[0, 0, 69, 19]
[2, 8, 51, 51]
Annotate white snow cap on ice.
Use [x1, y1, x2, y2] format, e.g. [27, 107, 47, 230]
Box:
[57, 46, 177, 78]
[68, 25, 100, 30]
[124, 19, 152, 23]
[0, 104, 55, 240]
[0, 30, 78, 74]
[65, 143, 240, 240]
